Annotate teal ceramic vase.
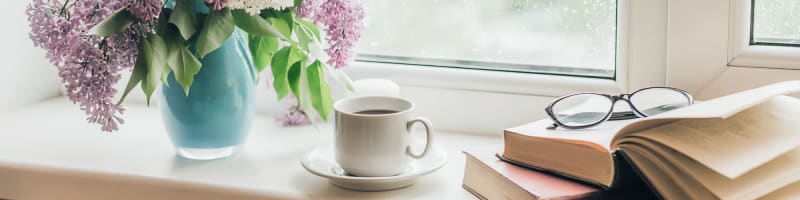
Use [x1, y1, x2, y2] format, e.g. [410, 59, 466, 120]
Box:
[161, 1, 257, 160]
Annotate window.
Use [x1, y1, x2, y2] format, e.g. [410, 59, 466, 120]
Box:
[667, 0, 800, 100]
[355, 0, 618, 78]
[751, 0, 800, 46]
[344, 0, 670, 134]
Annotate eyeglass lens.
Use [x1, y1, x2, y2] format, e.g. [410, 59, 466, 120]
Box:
[629, 88, 692, 116]
[551, 94, 613, 127]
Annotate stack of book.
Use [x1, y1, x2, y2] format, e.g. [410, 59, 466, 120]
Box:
[463, 81, 800, 200]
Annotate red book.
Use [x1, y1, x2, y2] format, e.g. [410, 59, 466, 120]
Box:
[462, 147, 653, 200]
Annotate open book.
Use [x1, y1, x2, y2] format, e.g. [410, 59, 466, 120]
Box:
[502, 81, 800, 199]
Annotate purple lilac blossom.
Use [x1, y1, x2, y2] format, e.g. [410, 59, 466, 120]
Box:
[27, 0, 143, 132]
[295, 0, 318, 20]
[297, 0, 363, 69]
[128, 0, 163, 20]
[318, 0, 363, 69]
[206, 0, 228, 11]
[276, 96, 311, 126]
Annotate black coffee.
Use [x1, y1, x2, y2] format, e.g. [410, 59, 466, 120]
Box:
[355, 109, 398, 115]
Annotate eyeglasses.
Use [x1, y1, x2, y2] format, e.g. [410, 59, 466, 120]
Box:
[545, 87, 693, 130]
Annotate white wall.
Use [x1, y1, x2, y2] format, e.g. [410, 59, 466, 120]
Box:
[0, 1, 62, 112]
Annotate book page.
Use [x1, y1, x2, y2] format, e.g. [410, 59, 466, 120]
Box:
[613, 81, 800, 144]
[619, 144, 715, 200]
[625, 137, 800, 199]
[630, 95, 800, 179]
[676, 145, 800, 199]
[760, 181, 800, 199]
[654, 80, 800, 119]
[507, 118, 634, 151]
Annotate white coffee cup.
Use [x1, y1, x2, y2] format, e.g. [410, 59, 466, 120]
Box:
[333, 96, 433, 177]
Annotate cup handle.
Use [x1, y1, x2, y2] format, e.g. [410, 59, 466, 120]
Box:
[406, 117, 433, 159]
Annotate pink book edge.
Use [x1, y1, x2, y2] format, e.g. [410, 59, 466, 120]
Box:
[464, 148, 601, 199]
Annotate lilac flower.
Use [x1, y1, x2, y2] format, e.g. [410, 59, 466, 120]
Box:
[28, 0, 140, 132]
[296, 0, 318, 20]
[276, 96, 311, 126]
[299, 0, 364, 69]
[206, 0, 228, 11]
[128, 0, 162, 21]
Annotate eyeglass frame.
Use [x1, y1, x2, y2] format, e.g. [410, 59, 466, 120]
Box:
[544, 87, 694, 130]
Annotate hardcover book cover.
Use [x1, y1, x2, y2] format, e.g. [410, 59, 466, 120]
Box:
[463, 147, 656, 200]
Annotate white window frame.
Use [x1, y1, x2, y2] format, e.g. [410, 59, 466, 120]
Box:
[343, 0, 670, 134]
[730, 0, 800, 70]
[667, 0, 800, 100]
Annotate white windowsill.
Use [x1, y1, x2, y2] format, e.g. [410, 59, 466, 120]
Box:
[0, 97, 499, 199]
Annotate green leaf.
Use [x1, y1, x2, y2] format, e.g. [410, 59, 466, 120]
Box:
[196, 8, 235, 58]
[164, 24, 202, 96]
[119, 33, 170, 106]
[248, 35, 279, 73]
[296, 62, 317, 125]
[287, 61, 303, 102]
[268, 17, 292, 40]
[88, 8, 135, 37]
[117, 53, 147, 106]
[271, 47, 293, 99]
[155, 9, 173, 35]
[271, 46, 306, 99]
[162, 25, 183, 62]
[296, 19, 321, 41]
[160, 25, 183, 88]
[139, 39, 157, 104]
[161, 63, 172, 87]
[142, 34, 168, 105]
[169, 45, 202, 96]
[232, 9, 285, 39]
[307, 60, 334, 121]
[295, 25, 313, 46]
[169, 0, 197, 40]
[147, 34, 168, 69]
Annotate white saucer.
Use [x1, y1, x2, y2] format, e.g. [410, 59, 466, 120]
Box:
[300, 144, 447, 191]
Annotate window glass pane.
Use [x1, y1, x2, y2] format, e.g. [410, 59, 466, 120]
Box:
[356, 0, 617, 78]
[752, 0, 800, 46]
